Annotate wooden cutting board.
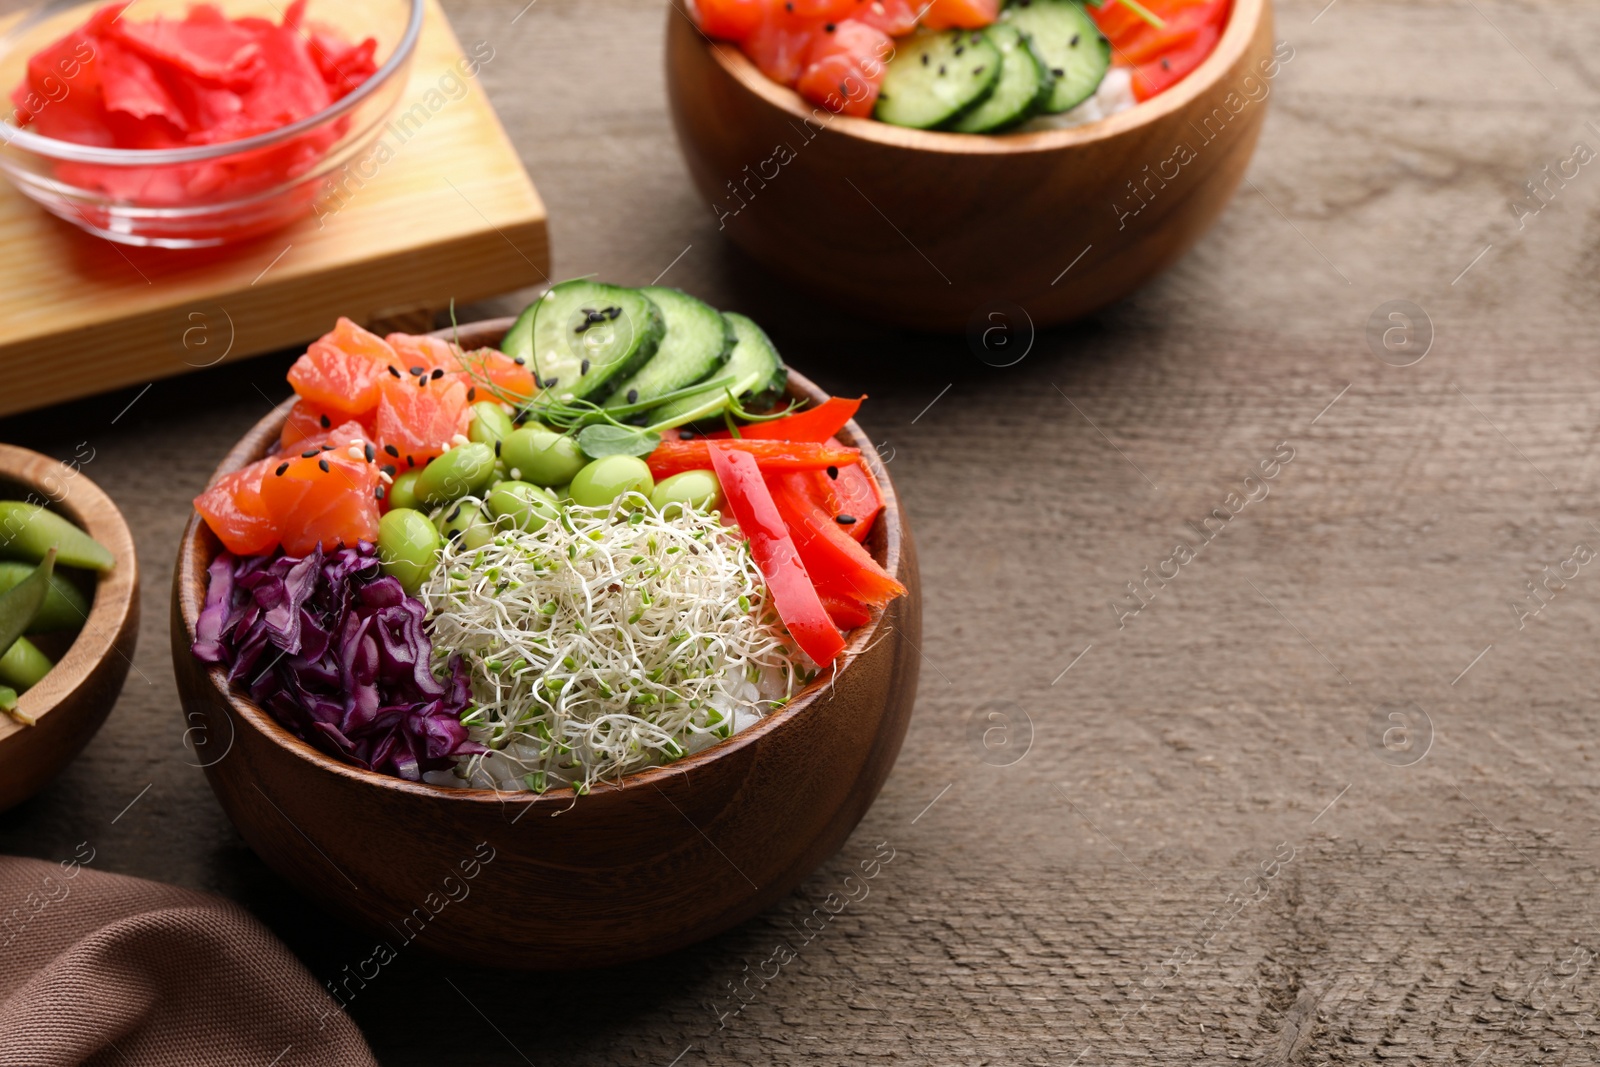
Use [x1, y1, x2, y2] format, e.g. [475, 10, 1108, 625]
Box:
[0, 0, 549, 418]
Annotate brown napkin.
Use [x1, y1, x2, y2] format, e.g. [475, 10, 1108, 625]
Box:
[0, 855, 377, 1067]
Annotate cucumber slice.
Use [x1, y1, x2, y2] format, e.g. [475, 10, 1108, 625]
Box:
[603, 287, 735, 408]
[647, 312, 787, 427]
[1002, 0, 1109, 113]
[875, 29, 1003, 130]
[947, 23, 1052, 133]
[503, 281, 665, 404]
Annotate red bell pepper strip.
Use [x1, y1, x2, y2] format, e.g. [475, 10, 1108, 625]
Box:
[819, 592, 873, 630]
[709, 445, 846, 665]
[1114, 0, 1227, 64]
[826, 437, 883, 542]
[709, 396, 864, 443]
[1130, 23, 1220, 100]
[767, 474, 906, 609]
[649, 438, 861, 481]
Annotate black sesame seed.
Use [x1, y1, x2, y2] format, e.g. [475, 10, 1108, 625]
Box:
[418, 376, 428, 388]
[467, 387, 477, 401]
[384, 443, 400, 457]
[545, 377, 560, 389]
[382, 464, 397, 477]
[407, 455, 416, 469]
[836, 514, 857, 525]
[1070, 33, 1079, 46]
[446, 504, 462, 523]
[1052, 67, 1064, 76]
[431, 368, 444, 380]
[275, 462, 290, 477]
[409, 366, 424, 376]
[826, 465, 839, 480]
[939, 64, 946, 75]
[974, 65, 985, 75]
[606, 307, 621, 319]
[679, 430, 695, 440]
[319, 413, 331, 428]
[364, 443, 376, 462]
[581, 359, 591, 375]
[301, 449, 320, 458]
[494, 441, 502, 457]
[954, 45, 964, 55]
[387, 365, 401, 378]
[922, 53, 929, 65]
[322, 444, 335, 452]
[375, 486, 386, 501]
[514, 356, 527, 366]
[1161, 58, 1170, 70]
[825, 22, 835, 31]
[785, 1, 793, 9]
[318, 458, 331, 473]
[626, 389, 639, 405]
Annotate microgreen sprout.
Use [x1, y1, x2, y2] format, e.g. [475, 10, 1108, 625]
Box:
[420, 499, 801, 794]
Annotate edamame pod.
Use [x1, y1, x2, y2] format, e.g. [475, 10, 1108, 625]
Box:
[0, 561, 89, 632]
[0, 503, 113, 572]
[0, 635, 53, 692]
[486, 481, 560, 532]
[501, 428, 586, 488]
[0, 549, 55, 664]
[650, 470, 722, 515]
[377, 509, 442, 595]
[416, 443, 496, 505]
[570, 456, 653, 509]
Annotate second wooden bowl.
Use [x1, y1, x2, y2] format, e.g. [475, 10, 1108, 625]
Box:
[0, 444, 140, 814]
[666, 0, 1276, 331]
[171, 319, 922, 969]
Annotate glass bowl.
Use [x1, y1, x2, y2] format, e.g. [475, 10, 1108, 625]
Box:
[0, 0, 424, 248]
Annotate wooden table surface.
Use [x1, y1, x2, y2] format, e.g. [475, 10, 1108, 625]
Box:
[5, 0, 1600, 1062]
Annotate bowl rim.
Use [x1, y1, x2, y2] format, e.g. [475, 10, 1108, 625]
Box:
[0, 0, 426, 166]
[0, 442, 138, 742]
[691, 0, 1268, 154]
[175, 319, 910, 808]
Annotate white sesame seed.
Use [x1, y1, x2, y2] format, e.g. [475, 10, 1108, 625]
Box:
[379, 470, 394, 485]
[346, 446, 363, 460]
[451, 433, 470, 447]
[509, 468, 522, 481]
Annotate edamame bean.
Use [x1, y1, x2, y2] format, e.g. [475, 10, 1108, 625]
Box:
[415, 442, 496, 505]
[569, 456, 653, 509]
[468, 402, 515, 446]
[0, 635, 53, 692]
[501, 428, 586, 488]
[486, 481, 560, 532]
[553, 483, 573, 502]
[377, 508, 442, 595]
[0, 503, 113, 572]
[435, 501, 493, 549]
[649, 470, 722, 515]
[387, 470, 424, 511]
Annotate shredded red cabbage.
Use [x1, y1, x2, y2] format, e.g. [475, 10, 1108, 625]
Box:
[193, 541, 482, 781]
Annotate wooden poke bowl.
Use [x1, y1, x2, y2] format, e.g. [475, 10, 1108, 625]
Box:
[0, 444, 140, 814]
[665, 0, 1276, 331]
[171, 319, 921, 970]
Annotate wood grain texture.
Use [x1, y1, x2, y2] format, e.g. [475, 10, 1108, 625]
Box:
[169, 327, 921, 969]
[0, 444, 138, 812]
[5, 0, 1600, 1062]
[0, 0, 549, 417]
[665, 0, 1273, 330]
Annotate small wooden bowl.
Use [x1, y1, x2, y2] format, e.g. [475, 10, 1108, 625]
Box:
[666, 0, 1275, 331]
[171, 319, 922, 970]
[0, 444, 140, 813]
